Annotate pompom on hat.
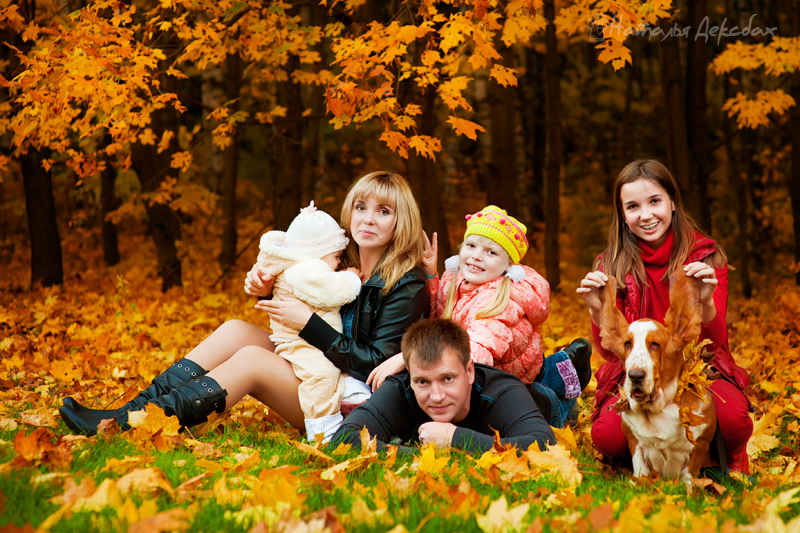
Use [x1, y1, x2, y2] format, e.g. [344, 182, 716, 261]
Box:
[463, 205, 529, 265]
[283, 201, 349, 259]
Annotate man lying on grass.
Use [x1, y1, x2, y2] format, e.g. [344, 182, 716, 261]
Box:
[330, 318, 556, 452]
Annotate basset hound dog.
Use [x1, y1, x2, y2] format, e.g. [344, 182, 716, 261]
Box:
[598, 271, 716, 485]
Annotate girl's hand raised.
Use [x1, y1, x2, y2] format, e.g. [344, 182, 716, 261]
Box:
[422, 231, 438, 278]
[684, 261, 718, 324]
[576, 271, 608, 325]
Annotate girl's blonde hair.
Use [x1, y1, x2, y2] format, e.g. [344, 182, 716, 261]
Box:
[340, 171, 424, 292]
[596, 159, 727, 287]
[441, 235, 512, 321]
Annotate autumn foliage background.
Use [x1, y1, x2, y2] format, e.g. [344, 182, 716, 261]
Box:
[2, 0, 800, 531]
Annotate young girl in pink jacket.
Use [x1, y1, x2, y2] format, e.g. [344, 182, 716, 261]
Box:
[369, 205, 592, 427]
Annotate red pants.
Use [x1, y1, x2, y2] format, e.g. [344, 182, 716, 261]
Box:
[591, 380, 753, 457]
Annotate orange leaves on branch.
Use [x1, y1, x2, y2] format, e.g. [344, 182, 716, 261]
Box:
[721, 90, 796, 130]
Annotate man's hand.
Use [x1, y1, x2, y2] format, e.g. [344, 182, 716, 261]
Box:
[418, 422, 456, 448]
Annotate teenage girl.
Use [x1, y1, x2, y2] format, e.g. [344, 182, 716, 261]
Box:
[577, 159, 753, 473]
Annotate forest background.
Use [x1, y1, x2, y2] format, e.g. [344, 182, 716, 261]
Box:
[2, 0, 800, 531]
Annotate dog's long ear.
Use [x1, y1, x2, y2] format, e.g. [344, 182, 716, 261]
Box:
[598, 276, 629, 358]
[664, 271, 703, 350]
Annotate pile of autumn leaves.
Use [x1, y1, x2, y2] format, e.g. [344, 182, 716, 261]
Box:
[2, 233, 800, 532]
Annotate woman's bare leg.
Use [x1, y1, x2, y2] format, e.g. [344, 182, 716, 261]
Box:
[205, 345, 304, 428]
[183, 319, 276, 371]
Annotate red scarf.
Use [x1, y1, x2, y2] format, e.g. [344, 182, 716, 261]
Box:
[622, 229, 717, 324]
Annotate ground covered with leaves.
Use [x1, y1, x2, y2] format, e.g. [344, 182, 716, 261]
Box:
[2, 226, 800, 533]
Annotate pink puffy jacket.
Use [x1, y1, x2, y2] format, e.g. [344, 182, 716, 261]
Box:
[429, 265, 550, 383]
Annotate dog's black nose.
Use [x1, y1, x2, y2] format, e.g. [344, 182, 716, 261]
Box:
[628, 369, 646, 384]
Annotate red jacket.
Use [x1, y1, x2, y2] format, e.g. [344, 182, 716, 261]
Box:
[592, 229, 750, 417]
[430, 265, 550, 383]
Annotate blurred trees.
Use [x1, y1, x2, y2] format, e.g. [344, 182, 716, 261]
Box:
[0, 0, 798, 293]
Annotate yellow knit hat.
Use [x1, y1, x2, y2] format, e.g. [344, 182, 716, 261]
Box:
[464, 206, 529, 264]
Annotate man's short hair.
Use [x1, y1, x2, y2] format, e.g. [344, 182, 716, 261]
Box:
[402, 319, 471, 369]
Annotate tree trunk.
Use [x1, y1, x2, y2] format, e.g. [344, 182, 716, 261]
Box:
[685, 0, 711, 231]
[130, 98, 182, 291]
[218, 52, 242, 269]
[487, 39, 518, 216]
[657, 17, 692, 198]
[543, 0, 561, 291]
[274, 54, 304, 231]
[723, 76, 751, 298]
[741, 126, 766, 274]
[21, 149, 63, 287]
[786, 0, 800, 285]
[406, 85, 452, 274]
[100, 135, 120, 267]
[521, 48, 545, 226]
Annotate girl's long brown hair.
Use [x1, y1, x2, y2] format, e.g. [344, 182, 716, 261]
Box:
[596, 159, 727, 288]
[340, 171, 424, 292]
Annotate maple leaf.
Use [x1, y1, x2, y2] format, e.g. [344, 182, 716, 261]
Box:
[748, 407, 782, 457]
[475, 495, 530, 533]
[127, 403, 181, 436]
[723, 90, 796, 129]
[74, 478, 123, 512]
[408, 135, 441, 160]
[13, 427, 54, 462]
[359, 425, 377, 455]
[596, 40, 632, 71]
[415, 443, 449, 474]
[550, 426, 577, 452]
[116, 467, 176, 499]
[379, 130, 409, 158]
[290, 439, 334, 464]
[129, 507, 190, 533]
[524, 443, 582, 485]
[447, 116, 486, 141]
[490, 64, 518, 88]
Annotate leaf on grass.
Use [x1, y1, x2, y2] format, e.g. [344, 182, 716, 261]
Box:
[524, 443, 582, 486]
[475, 495, 529, 533]
[176, 472, 213, 502]
[128, 507, 190, 533]
[330, 442, 352, 455]
[349, 496, 387, 527]
[291, 439, 334, 464]
[127, 404, 181, 436]
[13, 427, 54, 461]
[414, 444, 449, 474]
[102, 455, 153, 475]
[74, 478, 122, 512]
[587, 503, 614, 530]
[692, 477, 726, 494]
[551, 426, 578, 452]
[116, 467, 176, 499]
[213, 475, 247, 506]
[359, 426, 377, 455]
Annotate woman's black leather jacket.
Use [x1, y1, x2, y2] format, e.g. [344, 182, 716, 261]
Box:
[299, 267, 430, 382]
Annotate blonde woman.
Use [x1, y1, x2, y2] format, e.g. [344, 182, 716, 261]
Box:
[60, 172, 430, 436]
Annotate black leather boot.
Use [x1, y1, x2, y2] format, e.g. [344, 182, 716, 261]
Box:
[60, 376, 227, 435]
[60, 358, 208, 436]
[563, 338, 593, 391]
